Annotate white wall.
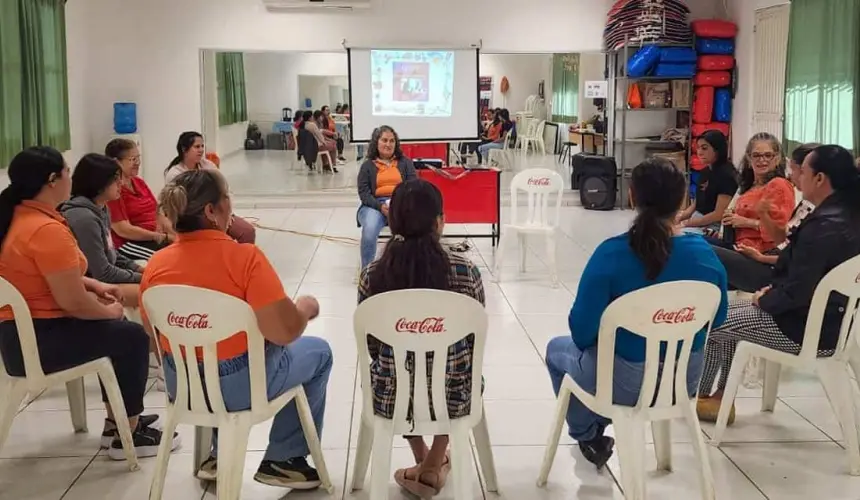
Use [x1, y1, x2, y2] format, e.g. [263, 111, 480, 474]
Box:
[68, 0, 612, 193]
[578, 52, 606, 123]
[478, 54, 552, 114]
[728, 0, 791, 161]
[297, 75, 349, 112]
[64, 0, 92, 166]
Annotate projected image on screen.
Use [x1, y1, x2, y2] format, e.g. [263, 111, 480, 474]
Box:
[371, 50, 454, 117]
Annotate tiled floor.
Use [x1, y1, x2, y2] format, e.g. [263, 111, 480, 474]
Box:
[2, 199, 860, 498]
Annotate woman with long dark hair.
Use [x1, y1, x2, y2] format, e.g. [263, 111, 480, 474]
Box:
[712, 132, 795, 251]
[677, 130, 738, 233]
[356, 125, 417, 269]
[0, 147, 177, 460]
[163, 131, 256, 243]
[545, 157, 728, 468]
[358, 179, 485, 496]
[478, 108, 514, 164]
[698, 145, 860, 423]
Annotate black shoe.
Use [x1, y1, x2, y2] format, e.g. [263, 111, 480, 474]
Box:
[196, 455, 217, 482]
[578, 436, 615, 469]
[100, 414, 159, 448]
[253, 457, 321, 490]
[107, 423, 181, 460]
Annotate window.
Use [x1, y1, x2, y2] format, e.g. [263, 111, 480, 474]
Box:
[216, 52, 248, 126]
[783, 0, 859, 153]
[0, 0, 70, 167]
[551, 53, 579, 123]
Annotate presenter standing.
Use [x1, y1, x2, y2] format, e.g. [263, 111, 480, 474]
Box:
[356, 126, 416, 269]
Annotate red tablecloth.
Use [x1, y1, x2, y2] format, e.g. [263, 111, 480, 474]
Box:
[401, 143, 448, 161]
[417, 168, 500, 224]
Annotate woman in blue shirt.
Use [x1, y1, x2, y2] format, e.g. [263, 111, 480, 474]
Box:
[545, 157, 729, 468]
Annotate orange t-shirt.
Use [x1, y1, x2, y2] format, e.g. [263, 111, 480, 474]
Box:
[0, 200, 88, 320]
[734, 177, 796, 252]
[139, 230, 287, 360]
[487, 122, 502, 141]
[374, 159, 403, 198]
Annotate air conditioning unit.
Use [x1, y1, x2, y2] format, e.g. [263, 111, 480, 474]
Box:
[263, 0, 372, 11]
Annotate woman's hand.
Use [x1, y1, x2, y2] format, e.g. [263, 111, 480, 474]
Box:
[295, 295, 320, 321]
[381, 204, 390, 217]
[734, 243, 764, 262]
[752, 285, 772, 308]
[722, 212, 758, 229]
[86, 280, 122, 303]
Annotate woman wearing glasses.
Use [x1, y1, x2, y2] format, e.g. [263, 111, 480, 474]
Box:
[105, 139, 173, 261]
[708, 132, 795, 253]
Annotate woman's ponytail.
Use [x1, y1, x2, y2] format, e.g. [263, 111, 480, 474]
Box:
[629, 207, 673, 280]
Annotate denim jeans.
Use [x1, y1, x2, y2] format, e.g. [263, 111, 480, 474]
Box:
[358, 198, 389, 269]
[478, 141, 504, 161]
[544, 336, 704, 441]
[163, 336, 333, 461]
[682, 211, 720, 235]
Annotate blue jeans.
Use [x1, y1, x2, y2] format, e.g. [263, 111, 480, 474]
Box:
[478, 141, 504, 161]
[683, 211, 720, 235]
[163, 336, 333, 461]
[545, 336, 704, 441]
[358, 198, 388, 269]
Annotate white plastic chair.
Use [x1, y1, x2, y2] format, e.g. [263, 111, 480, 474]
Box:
[519, 120, 546, 155]
[314, 150, 332, 174]
[493, 169, 564, 286]
[711, 255, 860, 476]
[488, 130, 513, 170]
[537, 281, 722, 500]
[0, 277, 139, 470]
[351, 289, 498, 500]
[142, 285, 333, 500]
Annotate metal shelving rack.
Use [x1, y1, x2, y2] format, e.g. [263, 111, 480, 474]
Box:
[606, 35, 695, 208]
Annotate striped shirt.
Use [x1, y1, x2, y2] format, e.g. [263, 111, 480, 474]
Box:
[357, 251, 485, 421]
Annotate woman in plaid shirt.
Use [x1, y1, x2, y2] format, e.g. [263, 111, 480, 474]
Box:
[357, 179, 485, 498]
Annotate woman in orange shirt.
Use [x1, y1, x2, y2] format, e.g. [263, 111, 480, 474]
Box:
[0, 147, 178, 460]
[711, 132, 795, 253]
[140, 168, 332, 490]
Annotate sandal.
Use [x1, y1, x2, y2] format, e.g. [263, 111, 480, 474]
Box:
[394, 455, 451, 499]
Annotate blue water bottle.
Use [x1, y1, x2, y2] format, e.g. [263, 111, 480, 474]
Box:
[113, 102, 137, 134]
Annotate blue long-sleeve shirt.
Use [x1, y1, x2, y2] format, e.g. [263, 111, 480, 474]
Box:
[569, 233, 729, 362]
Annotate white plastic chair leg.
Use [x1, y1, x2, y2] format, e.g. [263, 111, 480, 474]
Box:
[193, 426, 214, 475]
[215, 422, 251, 500]
[472, 411, 498, 492]
[651, 420, 672, 472]
[546, 232, 558, 287]
[369, 422, 394, 500]
[711, 347, 752, 445]
[0, 380, 27, 452]
[537, 385, 571, 487]
[295, 388, 334, 493]
[817, 362, 860, 476]
[450, 430, 472, 500]
[493, 231, 514, 282]
[351, 419, 373, 491]
[682, 402, 716, 500]
[614, 418, 646, 500]
[761, 360, 781, 412]
[98, 366, 140, 471]
[66, 377, 88, 433]
[148, 411, 179, 500]
[517, 233, 527, 273]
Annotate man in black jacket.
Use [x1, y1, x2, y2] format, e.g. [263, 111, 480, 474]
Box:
[698, 145, 860, 423]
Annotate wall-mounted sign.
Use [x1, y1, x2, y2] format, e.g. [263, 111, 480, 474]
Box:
[584, 80, 608, 99]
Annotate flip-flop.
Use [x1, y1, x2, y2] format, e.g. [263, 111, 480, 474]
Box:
[394, 456, 451, 499]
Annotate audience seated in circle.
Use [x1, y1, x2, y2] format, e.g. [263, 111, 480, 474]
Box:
[357, 178, 485, 497]
[478, 108, 514, 165]
[677, 130, 738, 235]
[104, 138, 173, 261]
[0, 146, 179, 460]
[163, 131, 256, 244]
[356, 125, 417, 270]
[711, 142, 819, 293]
[705, 132, 795, 251]
[697, 144, 860, 422]
[140, 168, 332, 490]
[544, 157, 729, 468]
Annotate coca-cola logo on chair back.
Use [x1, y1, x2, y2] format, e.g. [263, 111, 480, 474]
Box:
[394, 317, 446, 334]
[651, 307, 696, 325]
[166, 312, 212, 329]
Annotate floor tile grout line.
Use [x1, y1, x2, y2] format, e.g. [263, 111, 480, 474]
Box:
[778, 396, 845, 448]
[57, 449, 101, 500]
[715, 446, 771, 499]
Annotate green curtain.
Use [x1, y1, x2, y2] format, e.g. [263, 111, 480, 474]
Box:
[551, 53, 579, 123]
[0, 0, 69, 168]
[783, 0, 860, 153]
[216, 52, 248, 126]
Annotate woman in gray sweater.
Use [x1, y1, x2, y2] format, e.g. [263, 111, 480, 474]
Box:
[60, 154, 143, 307]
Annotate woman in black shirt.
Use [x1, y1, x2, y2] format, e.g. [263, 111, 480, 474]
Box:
[678, 130, 738, 233]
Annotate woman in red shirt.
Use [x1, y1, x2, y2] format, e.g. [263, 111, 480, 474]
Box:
[714, 132, 795, 253]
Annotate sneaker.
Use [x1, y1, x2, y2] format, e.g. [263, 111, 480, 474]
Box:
[696, 397, 735, 425]
[578, 435, 615, 469]
[100, 415, 160, 448]
[107, 423, 181, 460]
[336, 158, 346, 166]
[338, 156, 347, 162]
[196, 455, 218, 482]
[253, 457, 321, 490]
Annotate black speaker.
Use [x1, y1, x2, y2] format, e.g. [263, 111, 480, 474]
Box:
[572, 153, 617, 210]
